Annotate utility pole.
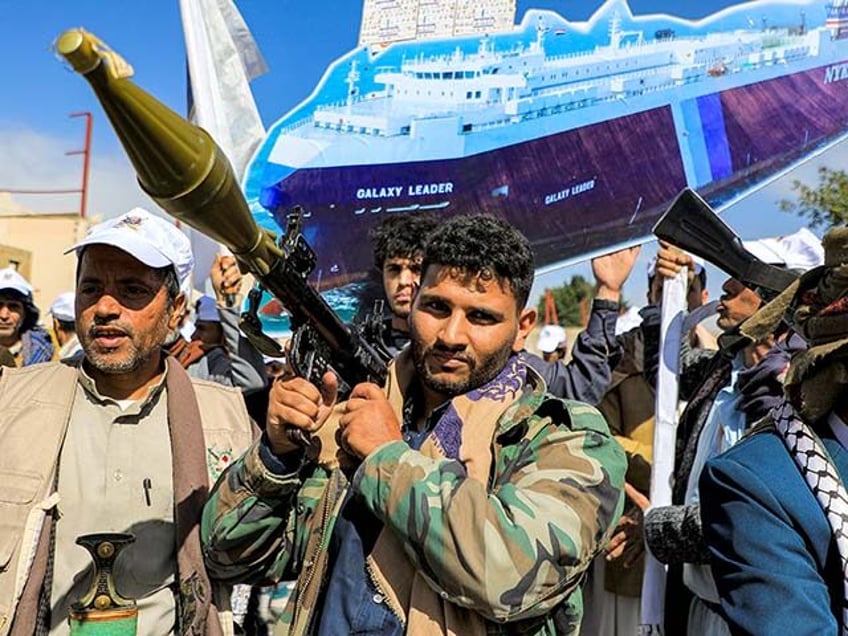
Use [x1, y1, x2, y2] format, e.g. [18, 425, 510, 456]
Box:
[66, 111, 93, 218]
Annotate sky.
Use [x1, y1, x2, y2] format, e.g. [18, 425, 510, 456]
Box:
[0, 0, 840, 306]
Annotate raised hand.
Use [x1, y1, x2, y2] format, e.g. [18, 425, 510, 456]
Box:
[654, 240, 696, 282]
[592, 245, 641, 302]
[210, 254, 243, 305]
[605, 483, 650, 567]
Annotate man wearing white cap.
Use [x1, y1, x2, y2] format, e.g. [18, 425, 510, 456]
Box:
[643, 227, 823, 635]
[0, 207, 255, 634]
[49, 291, 82, 360]
[536, 324, 568, 362]
[0, 266, 54, 366]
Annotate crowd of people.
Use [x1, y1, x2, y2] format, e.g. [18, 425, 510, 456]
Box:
[0, 200, 845, 636]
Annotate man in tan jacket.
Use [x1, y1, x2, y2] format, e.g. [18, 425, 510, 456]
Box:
[0, 208, 254, 635]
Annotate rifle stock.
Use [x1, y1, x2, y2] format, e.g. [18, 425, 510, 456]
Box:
[653, 188, 798, 300]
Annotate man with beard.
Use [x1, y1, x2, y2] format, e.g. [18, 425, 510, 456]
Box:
[0, 208, 255, 634]
[643, 229, 822, 635]
[202, 214, 627, 635]
[366, 213, 639, 406]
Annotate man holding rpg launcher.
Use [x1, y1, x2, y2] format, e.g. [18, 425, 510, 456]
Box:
[54, 27, 626, 635]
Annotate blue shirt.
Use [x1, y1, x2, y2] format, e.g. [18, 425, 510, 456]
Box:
[315, 389, 446, 635]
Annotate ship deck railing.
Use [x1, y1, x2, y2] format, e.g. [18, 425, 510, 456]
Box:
[313, 93, 499, 118]
[278, 115, 315, 135]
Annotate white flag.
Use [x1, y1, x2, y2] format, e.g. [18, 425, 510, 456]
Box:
[639, 268, 686, 634]
[179, 0, 268, 293]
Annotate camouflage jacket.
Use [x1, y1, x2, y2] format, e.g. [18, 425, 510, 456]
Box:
[201, 368, 626, 635]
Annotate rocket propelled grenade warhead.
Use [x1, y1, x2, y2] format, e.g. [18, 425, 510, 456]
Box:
[54, 28, 279, 273]
[58, 28, 392, 396]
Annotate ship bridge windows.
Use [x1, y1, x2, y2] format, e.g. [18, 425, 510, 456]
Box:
[413, 70, 483, 81]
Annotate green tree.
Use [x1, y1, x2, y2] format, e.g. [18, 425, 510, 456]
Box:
[780, 166, 848, 229]
[537, 276, 595, 327]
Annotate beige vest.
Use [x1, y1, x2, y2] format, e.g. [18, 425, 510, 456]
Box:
[0, 361, 254, 634]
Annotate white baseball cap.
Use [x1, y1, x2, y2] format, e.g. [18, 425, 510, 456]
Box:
[743, 228, 824, 272]
[779, 227, 824, 272]
[537, 324, 567, 354]
[49, 292, 75, 322]
[0, 268, 32, 297]
[66, 207, 194, 288]
[743, 237, 786, 266]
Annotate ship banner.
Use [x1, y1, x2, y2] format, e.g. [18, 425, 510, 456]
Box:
[243, 0, 848, 328]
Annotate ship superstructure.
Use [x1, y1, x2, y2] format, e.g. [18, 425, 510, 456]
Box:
[827, 0, 848, 38]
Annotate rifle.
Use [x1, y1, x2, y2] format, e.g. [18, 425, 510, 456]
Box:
[56, 28, 390, 396]
[653, 188, 798, 301]
[238, 207, 391, 396]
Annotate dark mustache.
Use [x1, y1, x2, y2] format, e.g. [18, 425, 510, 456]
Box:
[88, 320, 132, 338]
[429, 343, 470, 362]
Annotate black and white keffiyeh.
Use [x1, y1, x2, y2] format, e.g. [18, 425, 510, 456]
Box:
[773, 398, 848, 634]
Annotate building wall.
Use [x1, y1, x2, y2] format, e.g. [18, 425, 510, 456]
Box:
[453, 1, 516, 36]
[360, 0, 420, 45]
[0, 213, 96, 320]
[359, 0, 515, 46]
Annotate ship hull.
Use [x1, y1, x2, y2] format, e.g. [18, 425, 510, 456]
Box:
[261, 58, 848, 289]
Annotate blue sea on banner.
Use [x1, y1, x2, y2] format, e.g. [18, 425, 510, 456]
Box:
[243, 0, 848, 334]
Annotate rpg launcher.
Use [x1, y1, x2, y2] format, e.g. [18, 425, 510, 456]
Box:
[56, 28, 391, 397]
[653, 188, 799, 301]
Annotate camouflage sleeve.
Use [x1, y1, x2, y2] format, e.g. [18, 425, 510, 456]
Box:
[352, 402, 626, 622]
[201, 438, 304, 584]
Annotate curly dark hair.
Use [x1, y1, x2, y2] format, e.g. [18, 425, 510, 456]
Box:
[370, 213, 439, 270]
[421, 214, 534, 308]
